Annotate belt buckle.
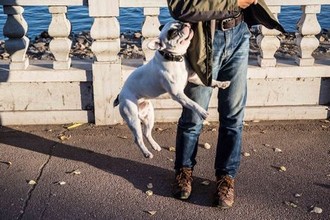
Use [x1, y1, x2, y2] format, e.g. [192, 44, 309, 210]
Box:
[221, 17, 233, 31]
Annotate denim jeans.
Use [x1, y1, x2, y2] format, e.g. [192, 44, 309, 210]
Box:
[175, 22, 250, 178]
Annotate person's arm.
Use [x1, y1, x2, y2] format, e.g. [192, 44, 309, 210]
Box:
[167, 0, 258, 22]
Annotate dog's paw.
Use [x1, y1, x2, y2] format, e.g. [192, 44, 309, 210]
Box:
[153, 145, 162, 152]
[199, 109, 209, 120]
[144, 152, 154, 159]
[212, 80, 231, 89]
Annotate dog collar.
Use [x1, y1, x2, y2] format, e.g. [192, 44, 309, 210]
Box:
[158, 50, 184, 62]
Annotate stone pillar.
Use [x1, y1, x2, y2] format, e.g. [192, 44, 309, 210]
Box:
[257, 6, 281, 67]
[3, 6, 29, 70]
[48, 6, 72, 69]
[142, 7, 160, 63]
[295, 5, 321, 66]
[89, 0, 122, 125]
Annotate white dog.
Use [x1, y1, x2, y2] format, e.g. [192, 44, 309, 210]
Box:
[114, 21, 230, 158]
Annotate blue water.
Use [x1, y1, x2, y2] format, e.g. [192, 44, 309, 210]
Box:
[0, 5, 329, 39]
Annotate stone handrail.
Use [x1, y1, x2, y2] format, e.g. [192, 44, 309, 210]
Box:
[0, 0, 329, 125]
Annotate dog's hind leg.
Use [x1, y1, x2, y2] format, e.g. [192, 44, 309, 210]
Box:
[138, 101, 161, 152]
[119, 100, 154, 158]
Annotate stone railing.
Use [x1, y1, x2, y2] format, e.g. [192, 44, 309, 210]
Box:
[0, 0, 329, 125]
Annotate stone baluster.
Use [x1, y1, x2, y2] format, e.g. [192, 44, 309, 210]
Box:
[3, 6, 29, 70]
[295, 5, 321, 66]
[89, 0, 122, 125]
[142, 7, 161, 63]
[257, 6, 281, 67]
[48, 6, 72, 69]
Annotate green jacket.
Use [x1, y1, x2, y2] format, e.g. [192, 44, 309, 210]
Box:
[167, 0, 285, 86]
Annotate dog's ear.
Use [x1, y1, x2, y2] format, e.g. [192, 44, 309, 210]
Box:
[159, 24, 165, 31]
[147, 38, 163, 50]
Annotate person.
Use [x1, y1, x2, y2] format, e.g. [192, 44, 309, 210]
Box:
[167, 0, 285, 209]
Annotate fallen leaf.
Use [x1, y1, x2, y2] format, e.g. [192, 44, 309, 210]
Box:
[58, 133, 71, 141]
[274, 148, 283, 153]
[201, 180, 210, 186]
[242, 152, 251, 157]
[0, 161, 12, 167]
[144, 210, 157, 216]
[27, 180, 37, 185]
[203, 143, 211, 149]
[279, 166, 287, 172]
[146, 190, 153, 196]
[168, 146, 176, 152]
[284, 201, 298, 208]
[310, 206, 323, 214]
[166, 157, 174, 162]
[66, 169, 81, 175]
[55, 181, 66, 185]
[203, 121, 210, 126]
[117, 135, 128, 139]
[64, 123, 82, 130]
[294, 193, 302, 198]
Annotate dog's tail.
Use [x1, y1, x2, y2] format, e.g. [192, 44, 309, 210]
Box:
[113, 95, 120, 107]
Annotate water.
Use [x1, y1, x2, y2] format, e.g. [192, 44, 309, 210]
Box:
[0, 5, 329, 40]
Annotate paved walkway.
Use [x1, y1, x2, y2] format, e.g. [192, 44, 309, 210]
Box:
[0, 120, 329, 220]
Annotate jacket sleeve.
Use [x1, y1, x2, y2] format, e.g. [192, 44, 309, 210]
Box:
[167, 0, 238, 22]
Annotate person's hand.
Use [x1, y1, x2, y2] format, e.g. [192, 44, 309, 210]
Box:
[237, 0, 258, 9]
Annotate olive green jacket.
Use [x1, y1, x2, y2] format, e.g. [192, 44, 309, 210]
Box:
[167, 0, 285, 86]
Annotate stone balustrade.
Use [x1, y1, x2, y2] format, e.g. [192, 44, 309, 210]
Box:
[0, 0, 329, 125]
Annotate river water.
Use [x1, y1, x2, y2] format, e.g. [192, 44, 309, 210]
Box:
[0, 5, 329, 39]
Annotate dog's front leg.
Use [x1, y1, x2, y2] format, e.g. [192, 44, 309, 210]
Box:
[169, 90, 208, 119]
[188, 72, 230, 89]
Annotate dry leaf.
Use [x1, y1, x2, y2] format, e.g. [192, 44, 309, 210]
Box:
[279, 166, 287, 172]
[117, 135, 128, 139]
[145, 210, 157, 216]
[310, 206, 323, 214]
[58, 133, 71, 141]
[203, 121, 210, 126]
[28, 180, 37, 185]
[55, 181, 66, 185]
[201, 180, 210, 186]
[294, 193, 302, 198]
[66, 169, 81, 175]
[168, 146, 176, 152]
[0, 161, 12, 167]
[146, 190, 153, 196]
[147, 183, 153, 189]
[242, 152, 251, 157]
[274, 148, 282, 153]
[64, 123, 82, 130]
[203, 143, 211, 149]
[284, 201, 298, 208]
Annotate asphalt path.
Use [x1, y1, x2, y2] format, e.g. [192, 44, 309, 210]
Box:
[0, 120, 329, 220]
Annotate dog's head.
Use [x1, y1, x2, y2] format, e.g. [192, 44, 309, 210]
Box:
[147, 20, 194, 55]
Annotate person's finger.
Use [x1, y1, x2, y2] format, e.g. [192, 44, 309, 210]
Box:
[254, 0, 258, 5]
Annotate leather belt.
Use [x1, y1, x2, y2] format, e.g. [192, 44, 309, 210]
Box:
[216, 12, 243, 31]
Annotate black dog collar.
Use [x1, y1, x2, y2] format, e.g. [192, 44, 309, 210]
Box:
[158, 50, 184, 62]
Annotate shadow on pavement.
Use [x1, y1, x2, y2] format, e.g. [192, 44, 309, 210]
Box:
[0, 122, 214, 207]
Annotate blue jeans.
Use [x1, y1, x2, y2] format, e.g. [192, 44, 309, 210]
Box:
[175, 22, 250, 178]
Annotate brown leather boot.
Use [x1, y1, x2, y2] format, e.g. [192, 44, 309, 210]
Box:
[172, 168, 193, 200]
[214, 175, 235, 209]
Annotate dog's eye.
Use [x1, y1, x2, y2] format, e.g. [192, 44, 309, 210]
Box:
[167, 29, 179, 39]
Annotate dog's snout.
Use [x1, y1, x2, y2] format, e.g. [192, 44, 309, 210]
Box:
[183, 23, 191, 28]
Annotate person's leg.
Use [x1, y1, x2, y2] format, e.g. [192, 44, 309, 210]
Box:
[172, 83, 213, 200]
[214, 22, 250, 208]
[214, 22, 250, 177]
